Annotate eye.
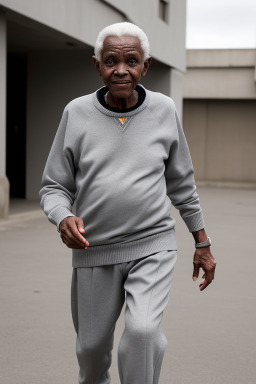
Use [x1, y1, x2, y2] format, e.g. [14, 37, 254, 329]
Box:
[128, 58, 138, 66]
[105, 58, 115, 66]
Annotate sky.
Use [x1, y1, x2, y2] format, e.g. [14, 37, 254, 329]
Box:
[186, 0, 256, 49]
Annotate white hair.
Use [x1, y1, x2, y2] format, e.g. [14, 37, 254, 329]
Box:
[94, 22, 150, 61]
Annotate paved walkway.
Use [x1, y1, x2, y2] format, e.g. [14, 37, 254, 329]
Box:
[1, 187, 256, 384]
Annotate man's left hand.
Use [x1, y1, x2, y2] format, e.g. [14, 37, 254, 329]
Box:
[193, 247, 216, 291]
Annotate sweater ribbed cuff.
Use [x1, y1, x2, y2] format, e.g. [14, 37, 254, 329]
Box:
[48, 206, 75, 232]
[182, 211, 205, 233]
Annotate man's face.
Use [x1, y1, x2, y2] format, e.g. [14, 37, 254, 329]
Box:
[92, 35, 151, 100]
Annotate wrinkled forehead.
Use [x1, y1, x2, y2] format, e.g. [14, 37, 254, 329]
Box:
[101, 35, 143, 56]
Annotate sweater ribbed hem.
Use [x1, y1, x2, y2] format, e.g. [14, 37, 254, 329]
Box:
[72, 229, 176, 267]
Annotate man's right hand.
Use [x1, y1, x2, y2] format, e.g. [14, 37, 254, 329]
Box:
[59, 217, 89, 249]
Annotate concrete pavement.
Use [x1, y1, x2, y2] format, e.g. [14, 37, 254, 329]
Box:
[0, 187, 256, 384]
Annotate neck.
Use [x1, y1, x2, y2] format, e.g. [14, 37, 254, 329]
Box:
[106, 90, 138, 110]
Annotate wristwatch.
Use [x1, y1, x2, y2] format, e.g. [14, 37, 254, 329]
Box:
[195, 237, 211, 248]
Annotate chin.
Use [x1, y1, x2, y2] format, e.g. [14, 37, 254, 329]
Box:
[110, 89, 134, 100]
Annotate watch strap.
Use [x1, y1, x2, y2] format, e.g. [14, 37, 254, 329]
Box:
[195, 237, 211, 248]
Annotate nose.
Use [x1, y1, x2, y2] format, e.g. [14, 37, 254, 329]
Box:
[114, 62, 128, 76]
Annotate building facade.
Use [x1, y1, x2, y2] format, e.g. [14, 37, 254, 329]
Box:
[0, 0, 186, 217]
[183, 49, 256, 186]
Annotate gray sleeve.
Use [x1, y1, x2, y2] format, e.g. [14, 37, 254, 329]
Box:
[164, 106, 205, 232]
[39, 107, 76, 231]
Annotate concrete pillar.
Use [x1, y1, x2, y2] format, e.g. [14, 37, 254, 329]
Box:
[0, 11, 9, 218]
[170, 68, 184, 121]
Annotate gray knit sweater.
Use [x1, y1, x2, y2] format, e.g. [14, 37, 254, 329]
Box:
[39, 85, 204, 267]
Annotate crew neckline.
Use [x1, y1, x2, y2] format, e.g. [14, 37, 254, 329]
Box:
[97, 85, 146, 113]
[93, 84, 149, 118]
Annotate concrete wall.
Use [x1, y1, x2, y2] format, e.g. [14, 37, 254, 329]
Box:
[141, 63, 183, 117]
[141, 60, 171, 96]
[183, 49, 256, 99]
[183, 67, 256, 99]
[186, 49, 256, 68]
[183, 100, 256, 183]
[0, 11, 6, 176]
[182, 49, 256, 185]
[0, 0, 186, 71]
[0, 0, 124, 52]
[170, 68, 184, 118]
[0, 11, 9, 217]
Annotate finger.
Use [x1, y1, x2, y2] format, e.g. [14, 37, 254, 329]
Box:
[67, 241, 88, 249]
[70, 224, 87, 245]
[61, 227, 89, 248]
[76, 217, 86, 234]
[199, 272, 214, 291]
[61, 233, 89, 249]
[60, 218, 89, 247]
[199, 279, 212, 291]
[65, 223, 87, 247]
[193, 263, 200, 281]
[61, 226, 86, 248]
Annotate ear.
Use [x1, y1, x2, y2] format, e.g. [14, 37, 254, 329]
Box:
[92, 56, 102, 77]
[142, 57, 152, 77]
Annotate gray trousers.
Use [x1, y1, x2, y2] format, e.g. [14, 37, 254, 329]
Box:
[71, 250, 177, 384]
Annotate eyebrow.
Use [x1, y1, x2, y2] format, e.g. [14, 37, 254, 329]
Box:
[103, 49, 141, 57]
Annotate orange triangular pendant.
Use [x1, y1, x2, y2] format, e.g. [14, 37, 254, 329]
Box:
[118, 117, 128, 125]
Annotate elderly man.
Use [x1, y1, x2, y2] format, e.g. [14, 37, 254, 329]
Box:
[40, 22, 216, 384]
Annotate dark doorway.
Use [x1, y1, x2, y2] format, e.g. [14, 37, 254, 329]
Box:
[6, 53, 27, 198]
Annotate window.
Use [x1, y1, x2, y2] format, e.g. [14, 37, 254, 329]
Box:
[159, 0, 169, 23]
